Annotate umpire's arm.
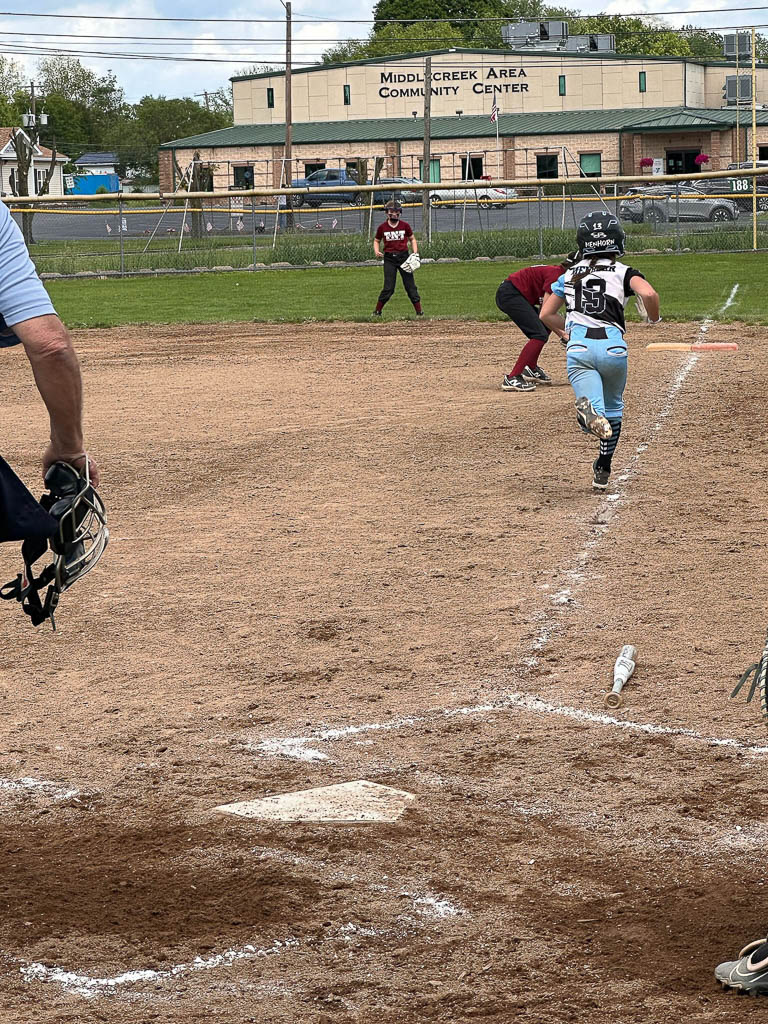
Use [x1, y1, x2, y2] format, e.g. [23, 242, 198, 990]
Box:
[14, 315, 99, 486]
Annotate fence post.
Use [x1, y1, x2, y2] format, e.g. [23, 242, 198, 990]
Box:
[537, 185, 544, 256]
[118, 194, 125, 277]
[675, 182, 681, 252]
[251, 196, 257, 271]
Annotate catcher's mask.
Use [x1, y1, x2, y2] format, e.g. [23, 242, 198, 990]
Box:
[385, 200, 402, 217]
[1, 461, 108, 629]
[576, 211, 625, 258]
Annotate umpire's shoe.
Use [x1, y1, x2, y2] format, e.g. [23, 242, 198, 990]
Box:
[575, 396, 613, 440]
[716, 936, 768, 995]
[502, 373, 535, 393]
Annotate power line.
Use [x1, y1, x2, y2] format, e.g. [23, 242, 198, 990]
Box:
[0, 4, 768, 22]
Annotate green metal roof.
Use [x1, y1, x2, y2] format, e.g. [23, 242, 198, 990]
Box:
[161, 106, 768, 151]
[230, 47, 768, 82]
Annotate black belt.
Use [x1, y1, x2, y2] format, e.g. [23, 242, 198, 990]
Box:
[583, 327, 608, 340]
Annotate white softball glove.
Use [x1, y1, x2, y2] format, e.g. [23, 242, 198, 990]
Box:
[401, 253, 421, 273]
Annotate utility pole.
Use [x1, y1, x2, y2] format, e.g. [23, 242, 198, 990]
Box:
[29, 81, 35, 195]
[421, 56, 432, 242]
[284, 0, 294, 230]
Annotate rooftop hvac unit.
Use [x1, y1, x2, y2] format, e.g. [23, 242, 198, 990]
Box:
[567, 33, 616, 52]
[502, 20, 568, 47]
[724, 74, 753, 104]
[723, 32, 752, 59]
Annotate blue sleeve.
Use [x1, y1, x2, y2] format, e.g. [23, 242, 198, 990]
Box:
[551, 273, 566, 298]
[0, 200, 56, 329]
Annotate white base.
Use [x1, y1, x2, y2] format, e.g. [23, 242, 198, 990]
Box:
[214, 780, 416, 823]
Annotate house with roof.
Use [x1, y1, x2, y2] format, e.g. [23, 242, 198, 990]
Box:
[74, 152, 118, 175]
[0, 128, 68, 196]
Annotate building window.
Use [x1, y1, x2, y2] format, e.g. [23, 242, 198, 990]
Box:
[304, 162, 326, 175]
[233, 165, 254, 188]
[580, 153, 602, 177]
[639, 71, 647, 93]
[419, 158, 441, 182]
[35, 168, 47, 194]
[267, 88, 274, 109]
[343, 84, 351, 105]
[759, 145, 768, 160]
[558, 75, 566, 96]
[461, 155, 483, 179]
[536, 153, 558, 179]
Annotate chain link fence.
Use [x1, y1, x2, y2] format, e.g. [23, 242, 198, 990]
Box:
[14, 171, 768, 279]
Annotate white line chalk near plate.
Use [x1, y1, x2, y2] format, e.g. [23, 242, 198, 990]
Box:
[214, 780, 416, 824]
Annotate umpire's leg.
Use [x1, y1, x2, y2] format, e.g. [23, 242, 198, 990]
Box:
[376, 255, 399, 309]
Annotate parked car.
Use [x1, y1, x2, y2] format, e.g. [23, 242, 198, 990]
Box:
[692, 176, 768, 212]
[429, 180, 518, 209]
[370, 177, 423, 205]
[618, 185, 739, 223]
[726, 161, 768, 187]
[290, 168, 363, 207]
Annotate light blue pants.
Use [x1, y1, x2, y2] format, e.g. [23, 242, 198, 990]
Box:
[566, 324, 628, 419]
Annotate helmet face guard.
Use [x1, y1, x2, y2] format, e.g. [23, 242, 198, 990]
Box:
[1, 461, 108, 629]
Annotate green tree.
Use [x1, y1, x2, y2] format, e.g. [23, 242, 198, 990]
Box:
[323, 21, 464, 64]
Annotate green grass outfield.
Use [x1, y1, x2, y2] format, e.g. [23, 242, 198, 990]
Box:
[45, 252, 766, 329]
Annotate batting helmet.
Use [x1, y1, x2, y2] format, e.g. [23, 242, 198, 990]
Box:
[385, 199, 403, 214]
[576, 211, 625, 258]
[1, 461, 108, 629]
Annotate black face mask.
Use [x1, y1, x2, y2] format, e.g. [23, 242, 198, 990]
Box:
[387, 213, 400, 223]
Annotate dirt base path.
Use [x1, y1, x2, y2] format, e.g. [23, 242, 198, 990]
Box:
[0, 317, 765, 1023]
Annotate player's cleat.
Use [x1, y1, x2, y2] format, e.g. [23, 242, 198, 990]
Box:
[575, 396, 613, 440]
[416, 311, 424, 316]
[715, 936, 768, 995]
[592, 459, 610, 491]
[372, 310, 382, 317]
[522, 365, 552, 385]
[502, 373, 535, 393]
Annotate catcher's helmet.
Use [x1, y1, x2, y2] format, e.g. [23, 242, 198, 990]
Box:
[385, 198, 403, 214]
[1, 460, 108, 629]
[576, 211, 625, 258]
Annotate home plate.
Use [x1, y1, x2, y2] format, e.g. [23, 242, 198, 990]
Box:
[214, 780, 416, 824]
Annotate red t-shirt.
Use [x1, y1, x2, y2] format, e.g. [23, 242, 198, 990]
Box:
[376, 219, 413, 253]
[506, 264, 562, 306]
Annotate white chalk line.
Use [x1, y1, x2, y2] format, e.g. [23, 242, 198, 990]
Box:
[252, 690, 768, 763]
[0, 777, 82, 802]
[254, 291, 756, 763]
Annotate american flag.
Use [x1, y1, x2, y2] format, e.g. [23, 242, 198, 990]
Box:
[490, 100, 499, 123]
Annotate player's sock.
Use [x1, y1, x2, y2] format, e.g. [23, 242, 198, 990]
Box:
[596, 418, 622, 471]
[413, 301, 422, 313]
[510, 338, 547, 378]
[375, 301, 384, 313]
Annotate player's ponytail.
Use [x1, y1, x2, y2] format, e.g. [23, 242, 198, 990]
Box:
[570, 256, 602, 284]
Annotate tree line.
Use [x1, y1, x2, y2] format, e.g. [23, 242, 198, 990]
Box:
[0, 55, 233, 187]
[322, 0, 763, 63]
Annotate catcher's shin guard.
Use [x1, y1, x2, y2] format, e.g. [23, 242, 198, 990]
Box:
[0, 460, 108, 629]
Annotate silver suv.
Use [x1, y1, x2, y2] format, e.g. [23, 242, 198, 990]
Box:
[619, 185, 739, 224]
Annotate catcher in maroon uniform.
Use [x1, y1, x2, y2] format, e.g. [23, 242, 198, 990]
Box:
[372, 199, 423, 317]
[496, 254, 576, 392]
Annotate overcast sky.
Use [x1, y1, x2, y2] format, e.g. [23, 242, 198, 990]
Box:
[0, 0, 754, 103]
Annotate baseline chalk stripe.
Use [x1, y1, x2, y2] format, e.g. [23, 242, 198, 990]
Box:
[0, 777, 82, 802]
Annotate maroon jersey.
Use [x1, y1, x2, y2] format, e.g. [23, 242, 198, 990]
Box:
[376, 219, 413, 253]
[506, 264, 562, 306]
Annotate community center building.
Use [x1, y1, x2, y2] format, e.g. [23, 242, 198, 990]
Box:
[160, 42, 768, 191]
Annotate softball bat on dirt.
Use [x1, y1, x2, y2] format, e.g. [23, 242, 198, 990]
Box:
[604, 645, 637, 709]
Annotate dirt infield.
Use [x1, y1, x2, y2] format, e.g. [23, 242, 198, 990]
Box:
[1, 315, 767, 1023]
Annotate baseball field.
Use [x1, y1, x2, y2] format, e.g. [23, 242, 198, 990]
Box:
[0, 260, 767, 1023]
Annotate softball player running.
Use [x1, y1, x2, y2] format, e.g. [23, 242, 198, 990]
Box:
[496, 254, 577, 392]
[372, 199, 422, 317]
[540, 212, 660, 491]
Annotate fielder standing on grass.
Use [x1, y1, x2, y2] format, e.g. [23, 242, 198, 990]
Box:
[496, 254, 577, 392]
[539, 212, 660, 492]
[372, 199, 423, 317]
